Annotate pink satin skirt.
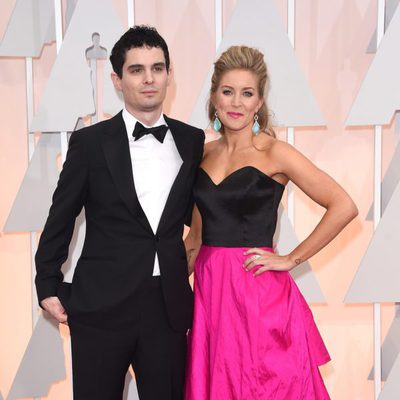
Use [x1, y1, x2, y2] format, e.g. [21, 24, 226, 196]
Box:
[185, 245, 331, 399]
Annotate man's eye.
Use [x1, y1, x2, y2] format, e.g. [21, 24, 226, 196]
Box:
[153, 66, 165, 72]
[131, 68, 142, 74]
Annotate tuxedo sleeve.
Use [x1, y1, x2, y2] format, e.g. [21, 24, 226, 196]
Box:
[184, 130, 205, 227]
[35, 131, 89, 303]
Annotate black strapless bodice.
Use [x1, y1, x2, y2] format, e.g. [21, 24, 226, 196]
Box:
[194, 166, 285, 247]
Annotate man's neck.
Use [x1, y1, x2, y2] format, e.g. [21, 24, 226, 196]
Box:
[125, 106, 163, 127]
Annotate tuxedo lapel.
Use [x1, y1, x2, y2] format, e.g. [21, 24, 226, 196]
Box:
[165, 116, 193, 164]
[99, 112, 153, 233]
[157, 116, 194, 233]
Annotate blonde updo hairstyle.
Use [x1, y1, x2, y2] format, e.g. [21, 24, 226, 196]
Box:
[208, 45, 275, 137]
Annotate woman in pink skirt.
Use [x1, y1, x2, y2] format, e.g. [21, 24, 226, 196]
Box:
[184, 46, 358, 399]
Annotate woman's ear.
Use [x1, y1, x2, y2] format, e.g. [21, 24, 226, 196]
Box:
[256, 98, 264, 113]
[210, 94, 215, 108]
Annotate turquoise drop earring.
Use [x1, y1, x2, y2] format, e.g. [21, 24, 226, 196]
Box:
[213, 112, 222, 132]
[252, 114, 260, 135]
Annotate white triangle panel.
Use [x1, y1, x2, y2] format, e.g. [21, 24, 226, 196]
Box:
[345, 180, 400, 303]
[30, 0, 124, 132]
[122, 372, 140, 400]
[368, 306, 400, 381]
[347, 4, 400, 126]
[378, 352, 400, 399]
[367, 139, 400, 220]
[190, 0, 324, 129]
[3, 134, 60, 232]
[367, 0, 399, 53]
[0, 0, 55, 57]
[275, 207, 325, 303]
[61, 210, 86, 283]
[6, 315, 65, 399]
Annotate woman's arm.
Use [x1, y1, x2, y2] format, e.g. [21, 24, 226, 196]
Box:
[244, 140, 358, 275]
[185, 205, 203, 276]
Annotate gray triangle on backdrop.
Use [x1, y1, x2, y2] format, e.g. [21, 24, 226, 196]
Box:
[74, 118, 87, 131]
[368, 304, 400, 381]
[345, 180, 400, 303]
[3, 134, 60, 232]
[346, 2, 400, 126]
[62, 210, 86, 283]
[396, 111, 400, 141]
[0, 0, 55, 57]
[122, 372, 140, 400]
[274, 206, 325, 303]
[366, 136, 400, 220]
[30, 0, 124, 132]
[189, 0, 324, 129]
[367, 0, 399, 53]
[377, 352, 400, 399]
[65, 0, 79, 31]
[6, 314, 65, 399]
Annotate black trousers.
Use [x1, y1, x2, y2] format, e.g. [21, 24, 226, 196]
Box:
[69, 278, 187, 400]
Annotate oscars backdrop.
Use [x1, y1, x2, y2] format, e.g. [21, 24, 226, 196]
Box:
[0, 0, 399, 399]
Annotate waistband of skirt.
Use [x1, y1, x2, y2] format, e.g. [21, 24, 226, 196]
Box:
[200, 244, 274, 253]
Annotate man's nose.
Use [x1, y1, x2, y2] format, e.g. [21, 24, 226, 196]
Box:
[143, 69, 154, 84]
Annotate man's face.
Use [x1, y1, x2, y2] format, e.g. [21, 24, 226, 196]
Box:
[112, 46, 170, 115]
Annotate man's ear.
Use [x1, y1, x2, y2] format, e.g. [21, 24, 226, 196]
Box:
[111, 72, 122, 91]
[166, 66, 173, 86]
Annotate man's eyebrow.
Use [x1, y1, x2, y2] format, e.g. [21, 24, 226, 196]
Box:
[126, 62, 166, 69]
[127, 64, 143, 69]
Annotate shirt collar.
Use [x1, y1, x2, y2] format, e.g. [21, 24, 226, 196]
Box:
[122, 108, 167, 141]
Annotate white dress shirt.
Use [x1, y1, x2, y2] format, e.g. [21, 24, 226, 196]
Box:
[122, 108, 183, 275]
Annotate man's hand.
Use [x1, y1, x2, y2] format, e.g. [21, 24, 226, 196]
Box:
[41, 296, 68, 325]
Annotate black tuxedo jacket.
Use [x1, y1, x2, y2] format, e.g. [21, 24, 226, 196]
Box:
[35, 111, 204, 331]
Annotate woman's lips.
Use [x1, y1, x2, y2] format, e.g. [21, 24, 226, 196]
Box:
[227, 112, 243, 119]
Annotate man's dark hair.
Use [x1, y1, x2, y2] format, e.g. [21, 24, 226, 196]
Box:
[110, 25, 170, 78]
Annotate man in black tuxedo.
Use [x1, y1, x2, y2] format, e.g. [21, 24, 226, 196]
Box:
[35, 26, 204, 400]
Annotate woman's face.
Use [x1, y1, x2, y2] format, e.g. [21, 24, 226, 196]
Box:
[212, 69, 263, 134]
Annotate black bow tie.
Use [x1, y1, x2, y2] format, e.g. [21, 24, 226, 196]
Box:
[132, 121, 168, 143]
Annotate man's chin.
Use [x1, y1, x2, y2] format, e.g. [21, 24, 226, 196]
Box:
[140, 102, 163, 112]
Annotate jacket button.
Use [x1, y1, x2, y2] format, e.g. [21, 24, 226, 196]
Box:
[155, 235, 160, 242]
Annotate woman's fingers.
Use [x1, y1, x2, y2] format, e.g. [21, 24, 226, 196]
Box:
[243, 252, 293, 275]
[253, 266, 270, 277]
[243, 248, 264, 256]
[243, 253, 263, 270]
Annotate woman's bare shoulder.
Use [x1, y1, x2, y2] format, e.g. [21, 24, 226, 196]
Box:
[253, 133, 289, 154]
[203, 138, 221, 157]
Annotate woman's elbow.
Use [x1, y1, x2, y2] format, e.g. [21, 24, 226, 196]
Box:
[343, 197, 358, 222]
[328, 191, 358, 223]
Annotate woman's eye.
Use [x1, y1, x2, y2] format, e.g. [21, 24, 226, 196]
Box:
[222, 89, 232, 95]
[243, 91, 253, 97]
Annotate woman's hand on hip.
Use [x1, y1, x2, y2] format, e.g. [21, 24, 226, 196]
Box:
[243, 248, 298, 276]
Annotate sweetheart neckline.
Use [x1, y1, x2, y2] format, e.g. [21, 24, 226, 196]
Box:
[199, 166, 285, 188]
